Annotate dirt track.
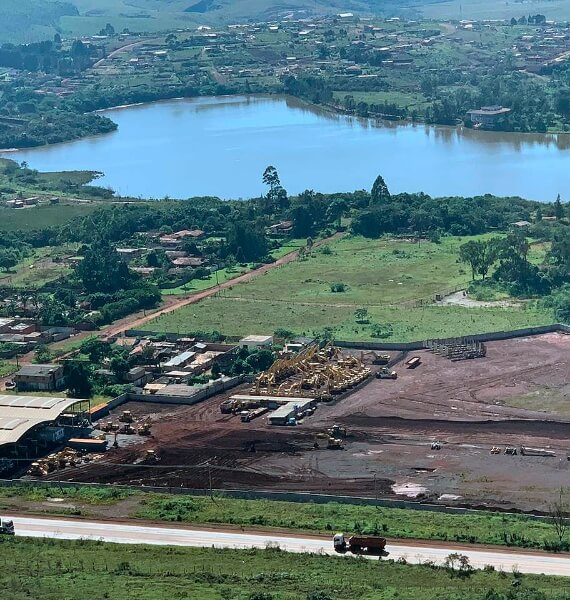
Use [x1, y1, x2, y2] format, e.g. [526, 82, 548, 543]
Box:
[0, 234, 340, 390]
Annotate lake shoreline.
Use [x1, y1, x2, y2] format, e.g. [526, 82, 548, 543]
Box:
[3, 94, 569, 202]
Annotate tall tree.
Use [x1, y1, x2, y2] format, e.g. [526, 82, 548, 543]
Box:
[370, 175, 390, 204]
[554, 194, 564, 220]
[63, 360, 93, 398]
[226, 222, 268, 262]
[75, 241, 132, 293]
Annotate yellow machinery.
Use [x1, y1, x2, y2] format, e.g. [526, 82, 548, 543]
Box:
[327, 437, 344, 450]
[119, 411, 133, 423]
[137, 419, 152, 436]
[328, 425, 347, 438]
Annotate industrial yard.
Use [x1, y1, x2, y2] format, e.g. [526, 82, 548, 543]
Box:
[24, 331, 569, 514]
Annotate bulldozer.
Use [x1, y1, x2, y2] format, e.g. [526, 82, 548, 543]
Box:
[118, 423, 136, 435]
[137, 419, 152, 436]
[142, 449, 159, 463]
[119, 411, 133, 423]
[328, 424, 347, 438]
[327, 437, 344, 450]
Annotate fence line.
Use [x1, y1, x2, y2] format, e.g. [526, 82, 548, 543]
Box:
[0, 478, 563, 524]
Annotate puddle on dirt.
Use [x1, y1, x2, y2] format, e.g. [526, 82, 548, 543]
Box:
[391, 482, 428, 498]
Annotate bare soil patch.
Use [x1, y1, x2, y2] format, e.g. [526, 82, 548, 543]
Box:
[40, 334, 570, 512]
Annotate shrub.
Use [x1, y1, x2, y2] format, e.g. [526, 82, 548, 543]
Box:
[330, 282, 346, 293]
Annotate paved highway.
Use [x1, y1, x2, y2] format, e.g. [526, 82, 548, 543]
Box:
[7, 515, 570, 576]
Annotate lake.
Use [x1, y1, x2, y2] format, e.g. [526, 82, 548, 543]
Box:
[4, 95, 570, 201]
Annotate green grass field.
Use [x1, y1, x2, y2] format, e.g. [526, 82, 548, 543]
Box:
[2, 537, 569, 600]
[0, 204, 98, 232]
[134, 494, 564, 550]
[1, 485, 565, 552]
[0, 361, 17, 378]
[0, 246, 74, 289]
[144, 235, 554, 341]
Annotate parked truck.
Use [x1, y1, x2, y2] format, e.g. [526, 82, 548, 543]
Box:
[333, 532, 386, 554]
[0, 518, 14, 535]
[376, 367, 397, 379]
[405, 356, 421, 369]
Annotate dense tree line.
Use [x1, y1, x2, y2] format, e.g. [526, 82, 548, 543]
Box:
[0, 38, 97, 75]
[0, 83, 117, 148]
[3, 166, 568, 326]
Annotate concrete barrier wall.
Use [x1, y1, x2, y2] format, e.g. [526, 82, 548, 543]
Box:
[132, 375, 243, 404]
[335, 323, 569, 351]
[130, 325, 569, 352]
[0, 479, 556, 523]
[89, 393, 130, 420]
[89, 377, 242, 420]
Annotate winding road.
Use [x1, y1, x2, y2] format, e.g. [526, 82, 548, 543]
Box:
[7, 515, 570, 576]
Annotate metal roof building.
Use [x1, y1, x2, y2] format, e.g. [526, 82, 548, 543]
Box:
[164, 351, 196, 369]
[0, 395, 83, 448]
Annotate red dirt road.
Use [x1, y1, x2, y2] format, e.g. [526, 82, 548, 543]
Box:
[102, 233, 342, 339]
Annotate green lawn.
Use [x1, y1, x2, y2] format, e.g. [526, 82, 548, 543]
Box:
[161, 265, 253, 296]
[0, 204, 98, 233]
[0, 246, 74, 289]
[143, 235, 554, 341]
[0, 360, 16, 378]
[2, 538, 568, 600]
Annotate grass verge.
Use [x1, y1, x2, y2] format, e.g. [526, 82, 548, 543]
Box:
[0, 485, 566, 552]
[0, 537, 569, 600]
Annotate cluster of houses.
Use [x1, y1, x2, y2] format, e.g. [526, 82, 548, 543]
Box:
[3, 196, 59, 209]
[0, 318, 73, 358]
[7, 334, 277, 399]
[116, 229, 209, 280]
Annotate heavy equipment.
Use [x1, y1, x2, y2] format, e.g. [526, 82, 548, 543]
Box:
[327, 437, 344, 450]
[431, 441, 442, 451]
[521, 446, 556, 457]
[333, 533, 386, 554]
[490, 447, 501, 455]
[118, 423, 136, 435]
[241, 407, 269, 423]
[137, 419, 152, 436]
[405, 356, 421, 369]
[505, 447, 517, 455]
[0, 518, 14, 535]
[119, 411, 133, 423]
[328, 424, 347, 438]
[142, 449, 159, 463]
[376, 367, 397, 379]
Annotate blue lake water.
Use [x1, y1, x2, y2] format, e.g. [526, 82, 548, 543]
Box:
[4, 94, 570, 201]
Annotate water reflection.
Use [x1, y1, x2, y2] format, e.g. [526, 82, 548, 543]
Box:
[2, 94, 569, 201]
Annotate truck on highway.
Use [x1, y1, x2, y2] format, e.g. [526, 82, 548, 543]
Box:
[333, 532, 386, 554]
[0, 518, 14, 535]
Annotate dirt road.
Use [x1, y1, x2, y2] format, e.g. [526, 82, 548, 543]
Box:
[102, 233, 342, 339]
[0, 234, 341, 390]
[92, 40, 147, 69]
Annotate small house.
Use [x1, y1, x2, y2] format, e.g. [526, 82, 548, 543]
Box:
[14, 364, 65, 392]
